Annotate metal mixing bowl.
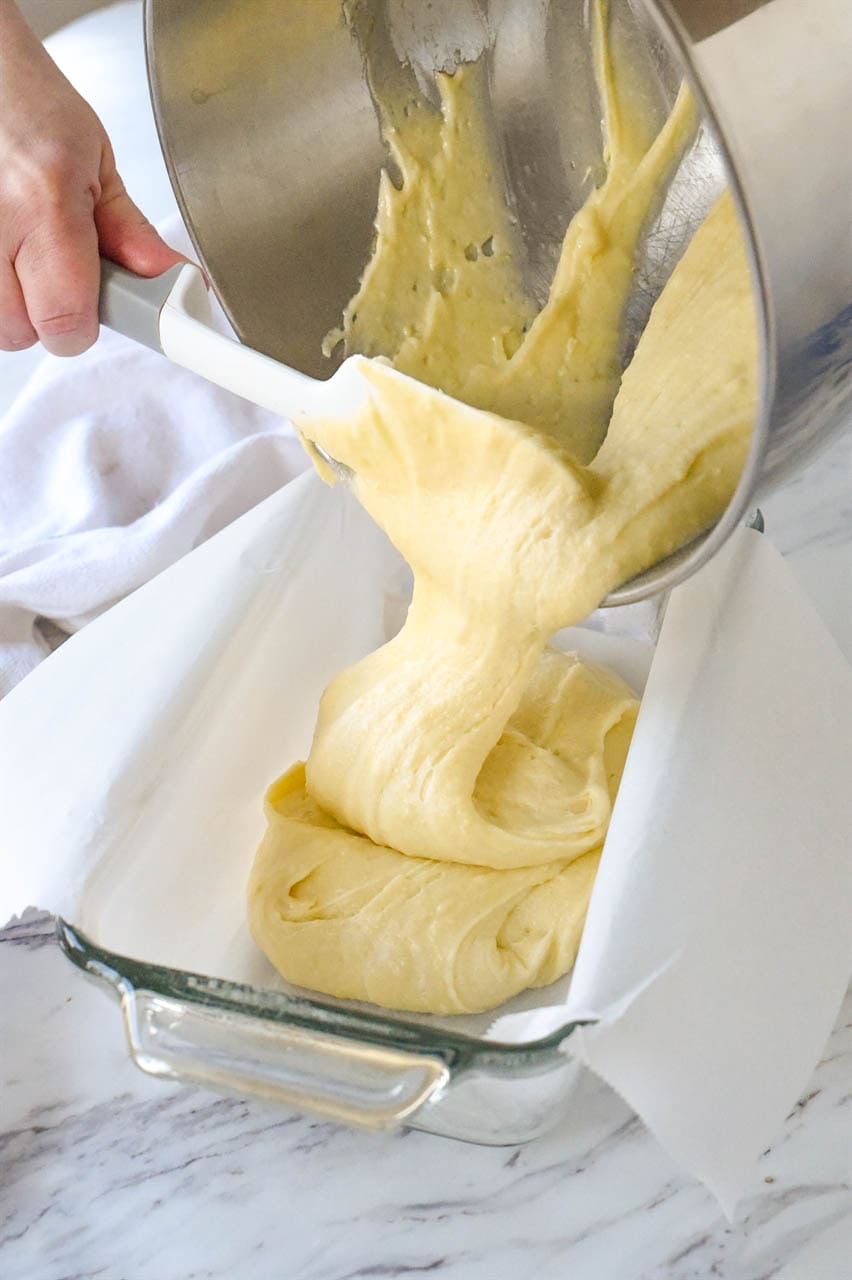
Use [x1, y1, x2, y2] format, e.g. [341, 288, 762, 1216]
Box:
[144, 0, 852, 603]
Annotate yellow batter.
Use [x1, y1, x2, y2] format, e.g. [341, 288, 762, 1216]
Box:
[250, 651, 637, 1014]
[247, 0, 757, 1014]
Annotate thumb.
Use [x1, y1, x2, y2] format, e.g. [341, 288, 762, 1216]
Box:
[95, 162, 187, 278]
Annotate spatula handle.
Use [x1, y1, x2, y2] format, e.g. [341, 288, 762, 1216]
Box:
[98, 258, 325, 420]
[98, 258, 187, 352]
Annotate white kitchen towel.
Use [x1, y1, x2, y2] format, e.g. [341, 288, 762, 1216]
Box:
[0, 217, 309, 696]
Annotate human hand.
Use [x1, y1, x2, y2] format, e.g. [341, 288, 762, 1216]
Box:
[0, 1, 185, 356]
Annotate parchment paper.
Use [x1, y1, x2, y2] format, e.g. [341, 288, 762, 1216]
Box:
[1, 471, 851, 1211]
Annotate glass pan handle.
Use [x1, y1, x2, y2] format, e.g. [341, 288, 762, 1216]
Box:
[121, 987, 450, 1129]
[57, 919, 449, 1130]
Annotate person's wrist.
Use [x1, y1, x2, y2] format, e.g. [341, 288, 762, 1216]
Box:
[0, 2, 42, 61]
[0, 2, 27, 33]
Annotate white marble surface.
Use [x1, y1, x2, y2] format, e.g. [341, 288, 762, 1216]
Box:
[2, 428, 852, 1280]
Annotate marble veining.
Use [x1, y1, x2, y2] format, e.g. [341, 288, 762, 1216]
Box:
[2, 388, 852, 1280]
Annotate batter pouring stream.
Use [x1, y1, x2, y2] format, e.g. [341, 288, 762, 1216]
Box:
[247, 0, 757, 1014]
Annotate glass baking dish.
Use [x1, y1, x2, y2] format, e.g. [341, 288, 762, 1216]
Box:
[56, 918, 588, 1143]
[52, 585, 672, 1146]
[44, 498, 761, 1143]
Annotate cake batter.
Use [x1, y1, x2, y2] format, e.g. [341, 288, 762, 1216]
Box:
[248, 0, 757, 1013]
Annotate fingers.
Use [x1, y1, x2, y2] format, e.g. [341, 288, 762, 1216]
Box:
[13, 186, 101, 357]
[96, 167, 186, 278]
[3, 144, 185, 357]
[0, 14, 183, 359]
[0, 259, 37, 352]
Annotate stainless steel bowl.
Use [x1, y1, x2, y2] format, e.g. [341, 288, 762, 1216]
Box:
[144, 0, 851, 603]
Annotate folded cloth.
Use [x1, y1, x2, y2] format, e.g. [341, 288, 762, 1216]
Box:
[0, 218, 309, 696]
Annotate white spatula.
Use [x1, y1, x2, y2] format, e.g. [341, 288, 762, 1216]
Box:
[99, 260, 373, 429]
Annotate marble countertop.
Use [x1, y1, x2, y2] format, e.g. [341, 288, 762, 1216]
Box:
[1, 915, 851, 1280]
[2, 428, 852, 1280]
